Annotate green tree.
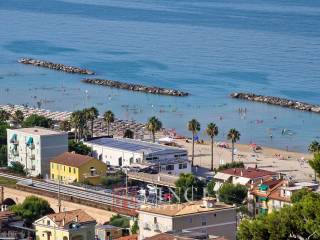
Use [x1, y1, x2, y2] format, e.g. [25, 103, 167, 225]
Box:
[175, 173, 205, 202]
[0, 123, 10, 145]
[22, 114, 53, 128]
[11, 110, 24, 126]
[70, 110, 86, 141]
[59, 120, 71, 132]
[237, 217, 270, 240]
[8, 161, 26, 175]
[10, 196, 54, 226]
[147, 116, 162, 143]
[218, 183, 247, 205]
[0, 145, 7, 167]
[0, 110, 10, 123]
[217, 161, 244, 171]
[206, 122, 219, 171]
[309, 153, 320, 181]
[101, 173, 124, 188]
[68, 140, 91, 155]
[84, 107, 99, 137]
[123, 129, 134, 139]
[109, 214, 130, 228]
[227, 128, 240, 162]
[308, 140, 320, 153]
[188, 119, 200, 167]
[103, 110, 115, 136]
[131, 219, 139, 234]
[206, 180, 216, 197]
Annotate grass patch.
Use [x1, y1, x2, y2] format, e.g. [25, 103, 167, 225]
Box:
[0, 176, 17, 187]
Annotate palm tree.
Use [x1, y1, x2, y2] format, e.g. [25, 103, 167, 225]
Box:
[12, 110, 24, 126]
[308, 140, 320, 182]
[147, 116, 162, 143]
[70, 111, 86, 141]
[59, 120, 71, 132]
[103, 110, 115, 136]
[227, 128, 241, 162]
[188, 119, 200, 167]
[85, 107, 99, 137]
[0, 110, 10, 123]
[308, 140, 320, 153]
[206, 123, 219, 171]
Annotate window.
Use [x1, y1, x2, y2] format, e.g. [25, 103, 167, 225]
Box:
[47, 220, 50, 226]
[51, 174, 54, 179]
[69, 167, 71, 173]
[166, 165, 174, 171]
[73, 168, 76, 174]
[201, 217, 206, 226]
[179, 163, 188, 169]
[189, 217, 192, 223]
[64, 166, 65, 171]
[153, 217, 157, 224]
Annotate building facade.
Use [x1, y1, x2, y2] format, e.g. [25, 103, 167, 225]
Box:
[138, 198, 236, 240]
[34, 209, 96, 240]
[7, 128, 68, 177]
[249, 179, 319, 215]
[50, 152, 107, 185]
[84, 137, 190, 175]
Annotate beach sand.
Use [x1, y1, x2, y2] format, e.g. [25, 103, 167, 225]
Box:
[175, 139, 314, 181]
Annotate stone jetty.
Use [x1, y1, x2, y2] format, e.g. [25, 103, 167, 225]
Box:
[82, 78, 189, 97]
[18, 58, 95, 75]
[231, 92, 320, 113]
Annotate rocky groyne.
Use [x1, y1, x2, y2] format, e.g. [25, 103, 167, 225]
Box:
[82, 78, 189, 97]
[18, 58, 95, 75]
[231, 92, 320, 113]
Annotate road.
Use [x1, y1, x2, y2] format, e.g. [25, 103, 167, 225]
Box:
[0, 172, 140, 210]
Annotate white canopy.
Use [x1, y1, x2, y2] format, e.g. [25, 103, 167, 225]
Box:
[233, 177, 250, 185]
[158, 137, 174, 143]
[214, 172, 231, 181]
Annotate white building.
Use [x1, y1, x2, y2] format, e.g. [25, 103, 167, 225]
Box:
[7, 127, 68, 177]
[138, 198, 236, 240]
[84, 137, 190, 175]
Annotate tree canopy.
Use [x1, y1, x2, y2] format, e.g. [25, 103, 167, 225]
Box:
[10, 196, 54, 226]
[175, 173, 205, 202]
[8, 161, 26, 175]
[22, 114, 53, 128]
[237, 190, 320, 240]
[68, 140, 91, 155]
[218, 183, 247, 205]
[217, 161, 244, 171]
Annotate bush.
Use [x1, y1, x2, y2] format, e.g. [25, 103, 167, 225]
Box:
[218, 183, 247, 205]
[68, 140, 91, 155]
[22, 114, 53, 128]
[10, 196, 54, 226]
[101, 174, 124, 188]
[206, 180, 216, 197]
[131, 219, 139, 234]
[217, 161, 244, 171]
[109, 214, 130, 228]
[175, 173, 205, 202]
[8, 161, 26, 175]
[0, 145, 7, 167]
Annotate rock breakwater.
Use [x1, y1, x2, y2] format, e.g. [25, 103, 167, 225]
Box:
[18, 58, 95, 75]
[231, 92, 320, 113]
[82, 78, 189, 97]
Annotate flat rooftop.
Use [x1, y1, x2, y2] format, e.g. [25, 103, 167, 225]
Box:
[10, 127, 66, 136]
[139, 200, 234, 217]
[85, 137, 186, 155]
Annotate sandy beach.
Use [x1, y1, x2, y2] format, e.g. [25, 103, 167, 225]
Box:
[176, 139, 314, 181]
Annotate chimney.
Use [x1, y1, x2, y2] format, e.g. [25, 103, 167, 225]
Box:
[62, 218, 65, 226]
[240, 170, 243, 177]
[75, 215, 79, 222]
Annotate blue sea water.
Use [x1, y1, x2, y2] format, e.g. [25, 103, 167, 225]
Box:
[0, 0, 319, 152]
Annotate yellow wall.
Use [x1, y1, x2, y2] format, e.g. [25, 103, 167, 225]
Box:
[35, 224, 70, 240]
[50, 158, 107, 185]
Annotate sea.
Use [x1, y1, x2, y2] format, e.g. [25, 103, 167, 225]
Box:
[0, 0, 319, 152]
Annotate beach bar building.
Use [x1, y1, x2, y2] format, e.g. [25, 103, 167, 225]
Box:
[7, 127, 68, 177]
[84, 137, 190, 175]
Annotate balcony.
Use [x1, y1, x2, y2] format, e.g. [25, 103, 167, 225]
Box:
[30, 154, 36, 160]
[153, 223, 160, 232]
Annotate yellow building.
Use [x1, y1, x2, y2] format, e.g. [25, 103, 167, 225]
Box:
[34, 209, 96, 240]
[50, 152, 107, 185]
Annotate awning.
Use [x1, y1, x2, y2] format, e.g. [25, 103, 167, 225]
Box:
[233, 177, 250, 185]
[214, 172, 231, 181]
[26, 137, 33, 146]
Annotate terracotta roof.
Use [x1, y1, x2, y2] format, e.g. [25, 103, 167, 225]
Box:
[46, 209, 96, 227]
[220, 167, 277, 179]
[117, 234, 138, 240]
[138, 200, 234, 217]
[145, 233, 229, 240]
[0, 211, 15, 221]
[50, 152, 96, 167]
